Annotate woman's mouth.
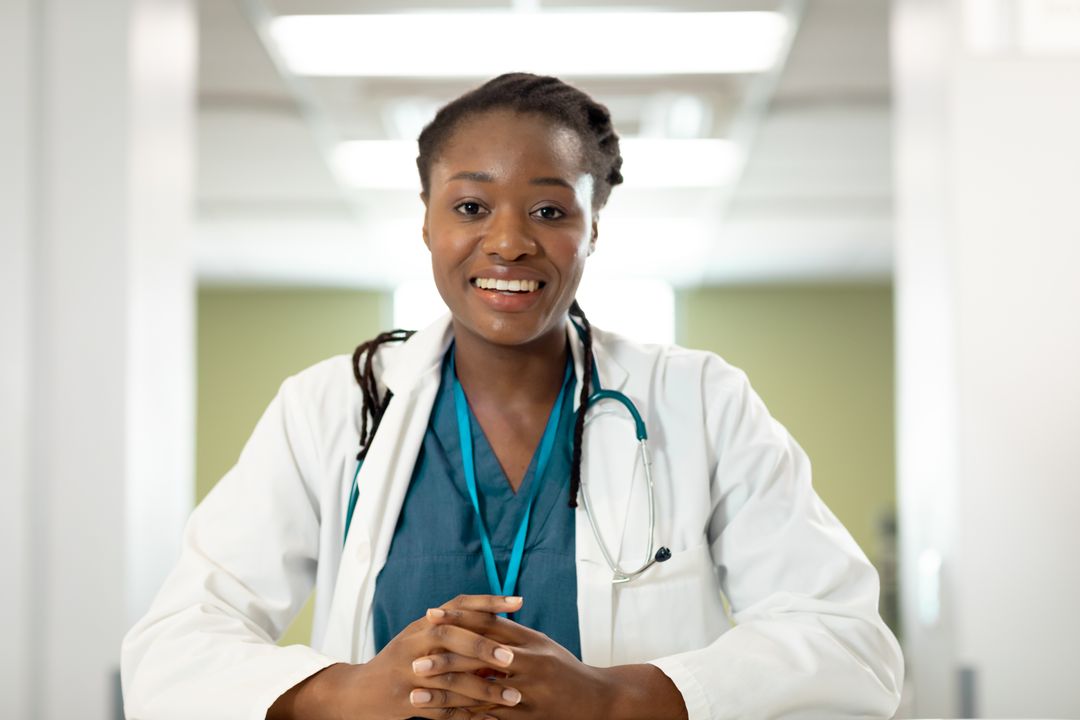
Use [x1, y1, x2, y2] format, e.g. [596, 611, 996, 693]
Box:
[469, 277, 547, 312]
[470, 277, 544, 293]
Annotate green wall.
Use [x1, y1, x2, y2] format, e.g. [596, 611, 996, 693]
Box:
[678, 284, 895, 567]
[196, 287, 389, 645]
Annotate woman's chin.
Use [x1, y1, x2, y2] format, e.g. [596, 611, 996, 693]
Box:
[456, 315, 565, 352]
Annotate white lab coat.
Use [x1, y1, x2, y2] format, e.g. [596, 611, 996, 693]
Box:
[121, 315, 904, 720]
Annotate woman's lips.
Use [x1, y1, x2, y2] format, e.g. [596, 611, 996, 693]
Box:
[470, 277, 545, 293]
[469, 278, 546, 312]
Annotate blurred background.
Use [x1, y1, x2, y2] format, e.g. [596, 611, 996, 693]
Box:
[2, 0, 1078, 718]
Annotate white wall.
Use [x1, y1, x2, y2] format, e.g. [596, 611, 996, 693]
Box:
[0, 1, 35, 716]
[0, 1, 196, 718]
[894, 1, 1080, 717]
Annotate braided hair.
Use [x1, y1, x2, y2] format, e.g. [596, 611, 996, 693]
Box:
[351, 329, 415, 462]
[566, 299, 593, 508]
[352, 73, 624, 506]
[417, 72, 624, 209]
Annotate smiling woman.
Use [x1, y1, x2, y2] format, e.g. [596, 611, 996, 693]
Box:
[120, 74, 903, 720]
[424, 109, 594, 345]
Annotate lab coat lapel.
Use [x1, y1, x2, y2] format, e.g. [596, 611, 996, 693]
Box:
[321, 316, 452, 661]
[568, 324, 647, 667]
[569, 323, 634, 569]
[588, 331, 647, 570]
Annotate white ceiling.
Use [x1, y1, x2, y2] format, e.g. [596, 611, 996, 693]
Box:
[195, 0, 893, 288]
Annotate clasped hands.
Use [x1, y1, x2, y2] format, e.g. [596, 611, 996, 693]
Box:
[270, 593, 687, 720]
[360, 593, 613, 720]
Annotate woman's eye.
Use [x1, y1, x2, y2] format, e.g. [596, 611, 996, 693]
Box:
[534, 206, 565, 220]
[454, 202, 484, 216]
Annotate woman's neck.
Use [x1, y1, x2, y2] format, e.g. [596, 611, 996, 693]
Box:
[450, 320, 569, 410]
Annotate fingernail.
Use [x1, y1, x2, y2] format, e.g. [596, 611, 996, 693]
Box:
[426, 607, 446, 619]
[502, 687, 522, 705]
[493, 647, 514, 665]
[412, 658, 433, 673]
[410, 689, 432, 705]
[505, 596, 523, 605]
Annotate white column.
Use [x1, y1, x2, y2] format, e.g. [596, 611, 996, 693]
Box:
[0, 1, 196, 718]
[893, 1, 1080, 717]
[0, 1, 36, 717]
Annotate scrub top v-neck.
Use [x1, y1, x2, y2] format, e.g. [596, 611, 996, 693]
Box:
[371, 348, 581, 661]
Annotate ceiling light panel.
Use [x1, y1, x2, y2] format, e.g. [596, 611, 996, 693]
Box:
[270, 11, 787, 77]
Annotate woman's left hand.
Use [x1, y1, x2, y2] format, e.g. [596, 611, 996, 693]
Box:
[413, 605, 687, 720]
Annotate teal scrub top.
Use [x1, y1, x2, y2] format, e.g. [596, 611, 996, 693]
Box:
[371, 349, 582, 661]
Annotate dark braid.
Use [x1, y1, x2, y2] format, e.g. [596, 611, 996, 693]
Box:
[568, 300, 594, 508]
[417, 73, 624, 210]
[351, 329, 415, 461]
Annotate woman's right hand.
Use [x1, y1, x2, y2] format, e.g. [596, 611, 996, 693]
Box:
[268, 594, 524, 720]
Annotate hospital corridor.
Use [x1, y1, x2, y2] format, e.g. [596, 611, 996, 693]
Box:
[2, 1, 1079, 718]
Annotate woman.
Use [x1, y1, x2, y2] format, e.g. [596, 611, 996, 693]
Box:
[122, 74, 903, 720]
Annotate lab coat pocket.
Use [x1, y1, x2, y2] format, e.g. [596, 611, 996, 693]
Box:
[610, 542, 731, 664]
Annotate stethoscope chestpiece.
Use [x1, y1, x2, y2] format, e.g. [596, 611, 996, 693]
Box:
[655, 547, 672, 563]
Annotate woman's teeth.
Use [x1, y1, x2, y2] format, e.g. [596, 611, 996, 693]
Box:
[473, 278, 541, 292]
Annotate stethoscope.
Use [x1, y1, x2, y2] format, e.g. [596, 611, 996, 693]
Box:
[342, 326, 671, 586]
[577, 383, 671, 584]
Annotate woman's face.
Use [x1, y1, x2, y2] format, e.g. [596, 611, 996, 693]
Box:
[422, 109, 596, 350]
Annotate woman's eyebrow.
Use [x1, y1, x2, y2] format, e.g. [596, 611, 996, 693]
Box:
[446, 171, 574, 191]
[530, 177, 574, 190]
[448, 170, 493, 183]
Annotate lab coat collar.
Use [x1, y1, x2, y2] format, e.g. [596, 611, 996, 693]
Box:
[378, 314, 454, 395]
[379, 312, 630, 400]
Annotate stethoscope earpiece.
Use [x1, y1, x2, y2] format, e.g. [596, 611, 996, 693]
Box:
[655, 547, 672, 563]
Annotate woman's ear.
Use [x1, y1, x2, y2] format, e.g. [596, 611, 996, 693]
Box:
[421, 193, 431, 249]
[588, 217, 599, 256]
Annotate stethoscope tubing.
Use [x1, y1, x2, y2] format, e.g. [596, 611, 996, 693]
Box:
[577, 432, 659, 584]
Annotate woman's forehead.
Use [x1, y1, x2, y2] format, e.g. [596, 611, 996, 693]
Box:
[432, 110, 589, 180]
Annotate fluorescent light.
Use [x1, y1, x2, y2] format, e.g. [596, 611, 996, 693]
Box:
[332, 138, 739, 189]
[622, 138, 739, 187]
[333, 141, 420, 191]
[270, 12, 787, 77]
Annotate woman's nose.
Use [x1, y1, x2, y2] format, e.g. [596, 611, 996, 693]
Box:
[480, 210, 538, 261]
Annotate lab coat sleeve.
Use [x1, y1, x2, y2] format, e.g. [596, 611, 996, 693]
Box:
[121, 372, 338, 720]
[648, 358, 904, 720]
